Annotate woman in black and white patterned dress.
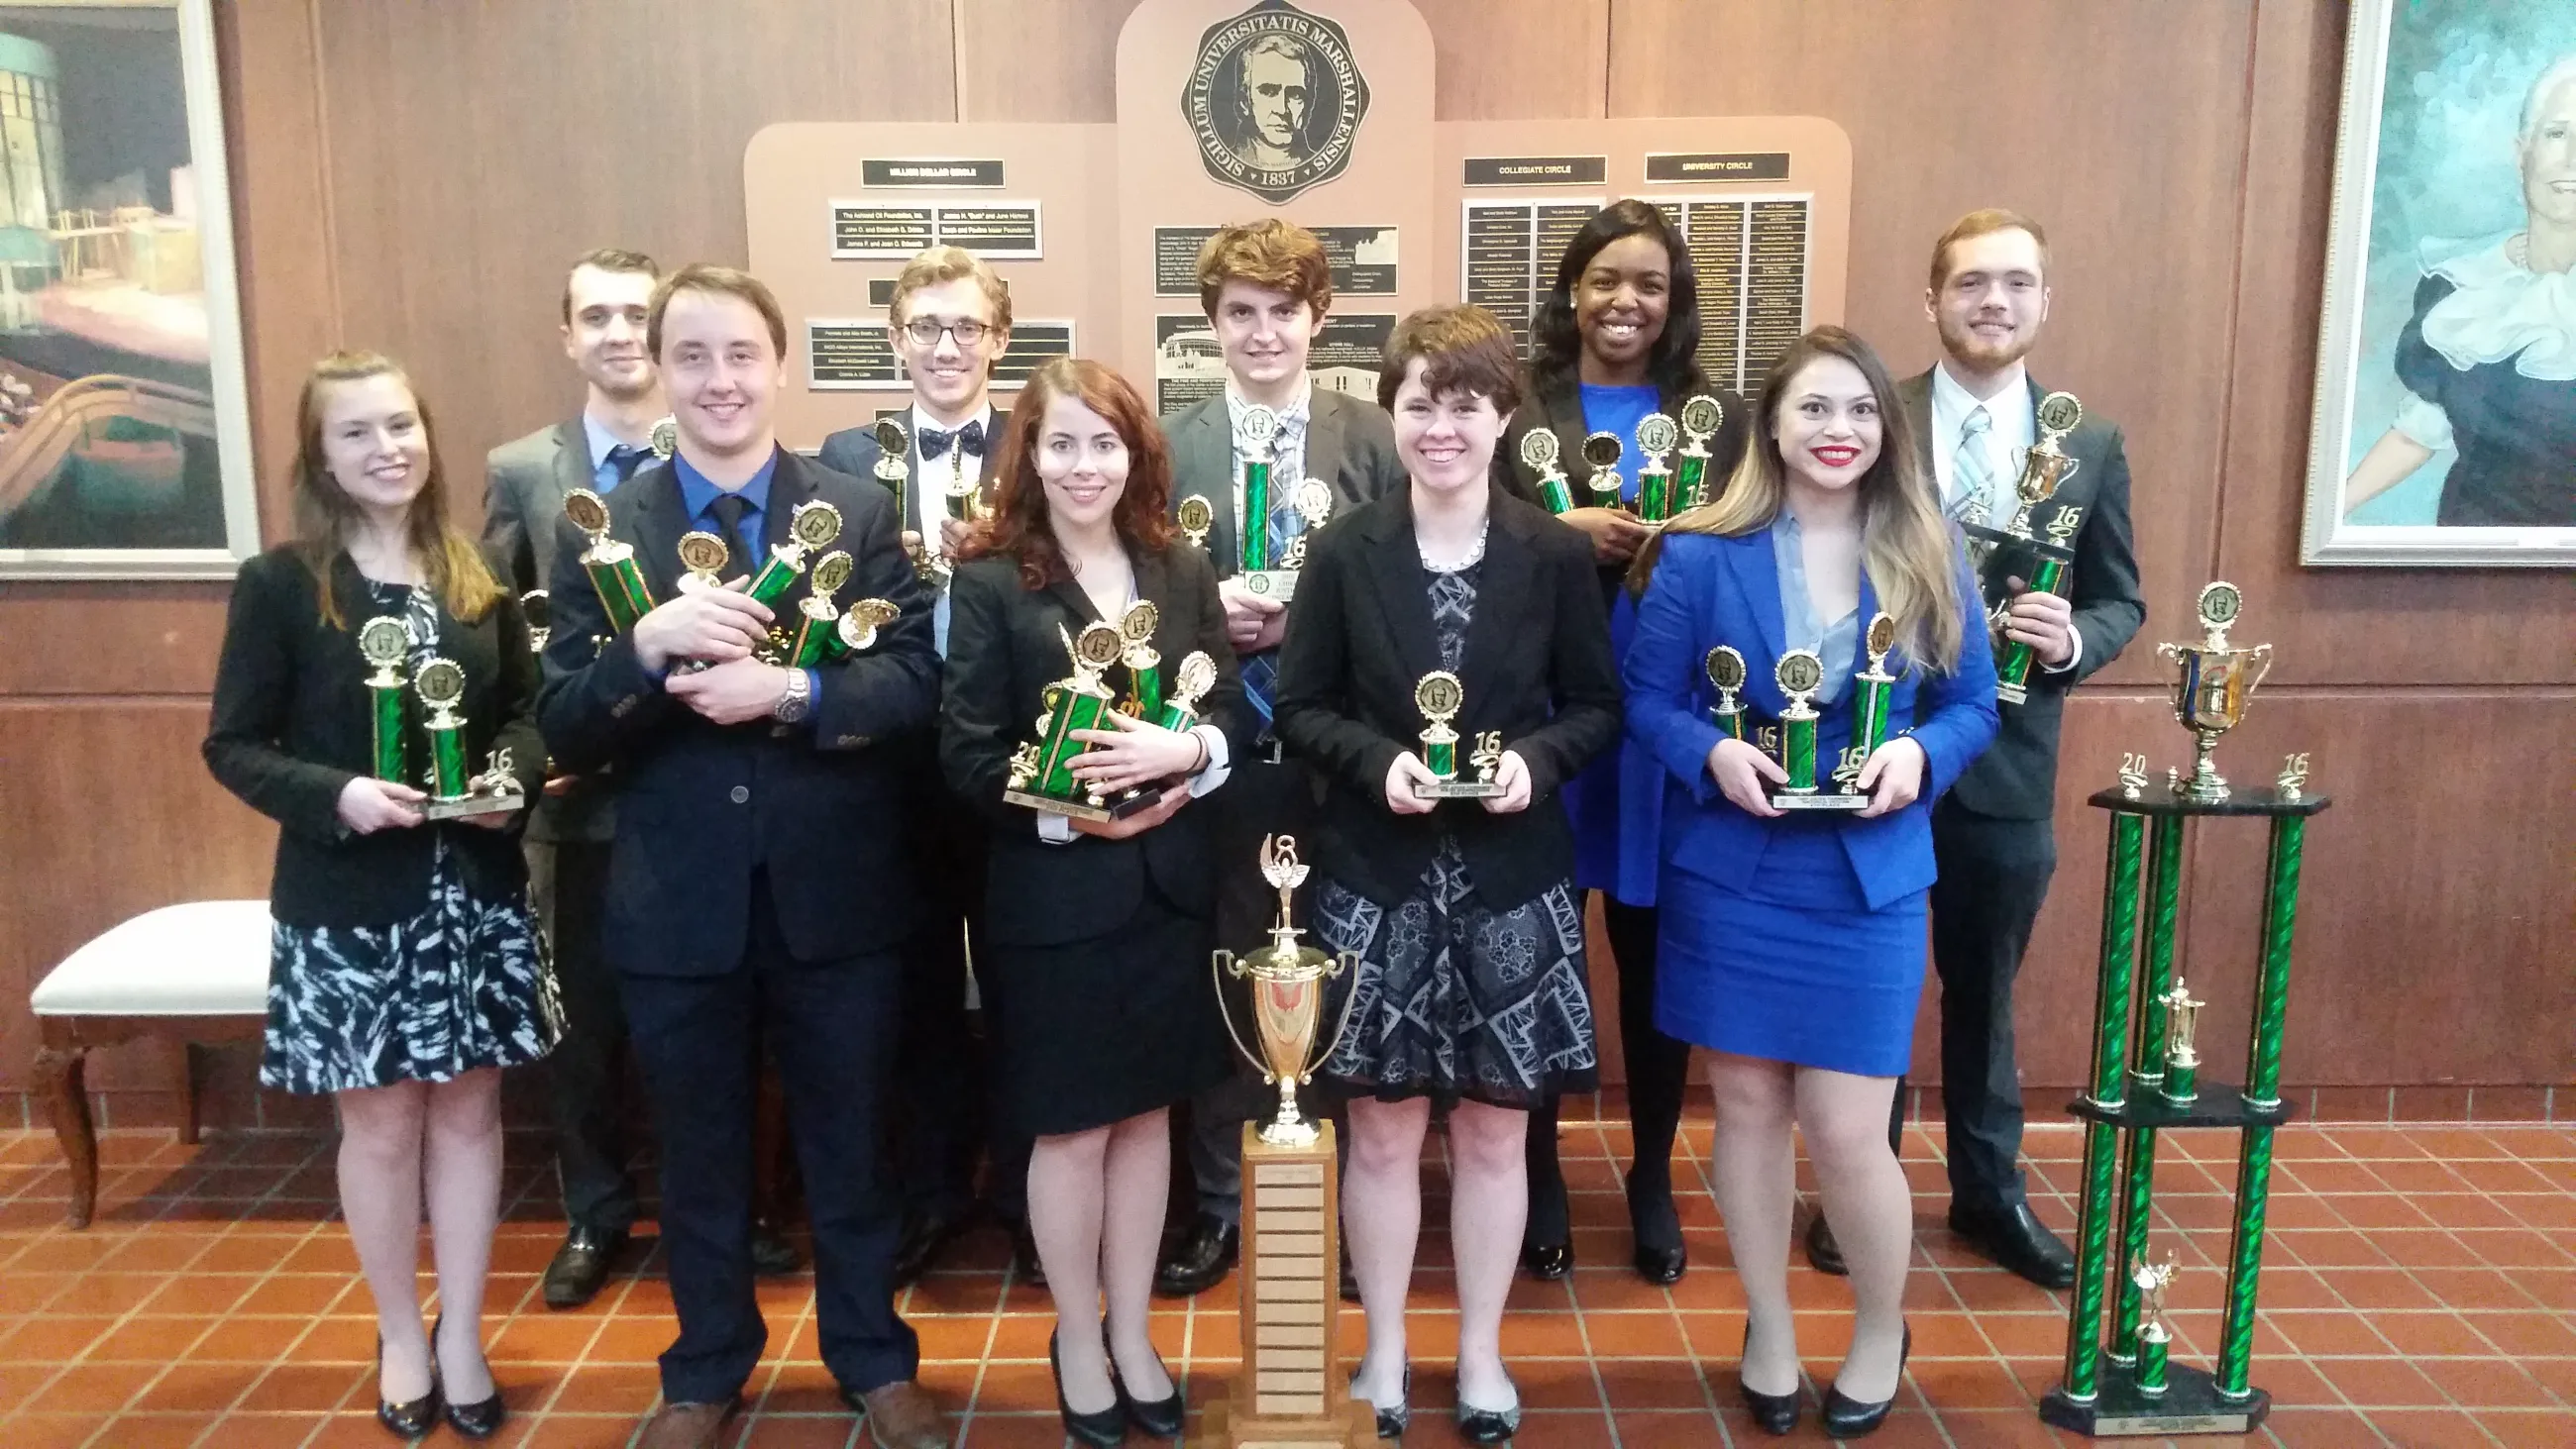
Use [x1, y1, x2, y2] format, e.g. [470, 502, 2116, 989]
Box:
[204, 352, 558, 1441]
[1273, 306, 1621, 1444]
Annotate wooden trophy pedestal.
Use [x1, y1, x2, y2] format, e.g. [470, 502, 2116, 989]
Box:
[1202, 1120, 1376, 1449]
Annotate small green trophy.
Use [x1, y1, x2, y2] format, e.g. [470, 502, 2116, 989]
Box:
[1635, 412, 1679, 523]
[564, 488, 653, 632]
[1155, 650, 1218, 734]
[359, 615, 411, 782]
[1704, 644, 1747, 740]
[1177, 494, 1215, 550]
[1004, 620, 1128, 821]
[832, 597, 901, 658]
[1580, 431, 1624, 509]
[2132, 1255, 2179, 1398]
[1767, 649, 1859, 811]
[744, 500, 844, 607]
[1995, 504, 2086, 705]
[873, 416, 912, 529]
[1522, 429, 1572, 514]
[1676, 394, 1724, 509]
[1116, 600, 1163, 716]
[1850, 612, 1899, 760]
[2158, 979, 2203, 1106]
[1409, 671, 1505, 799]
[413, 659, 525, 820]
[788, 551, 856, 669]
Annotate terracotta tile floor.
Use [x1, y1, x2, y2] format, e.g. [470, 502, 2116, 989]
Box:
[1, 1115, 2571, 1447]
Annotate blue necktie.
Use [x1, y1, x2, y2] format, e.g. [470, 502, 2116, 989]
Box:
[604, 444, 650, 488]
[708, 492, 756, 567]
[918, 420, 985, 461]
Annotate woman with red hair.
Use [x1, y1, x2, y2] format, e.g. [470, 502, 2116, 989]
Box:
[941, 357, 1246, 1446]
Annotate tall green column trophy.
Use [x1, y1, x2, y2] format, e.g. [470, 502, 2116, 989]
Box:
[2039, 582, 2328, 1439]
[1675, 394, 1724, 509]
[358, 617, 524, 819]
[1635, 412, 1679, 522]
[1004, 619, 1161, 822]
[1522, 429, 1573, 514]
[1407, 671, 1504, 798]
[1095, 601, 1216, 814]
[1235, 404, 1296, 600]
[360, 615, 412, 783]
[1962, 390, 2085, 705]
[1205, 836, 1374, 1448]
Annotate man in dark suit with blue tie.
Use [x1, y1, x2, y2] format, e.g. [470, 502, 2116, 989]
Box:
[539, 264, 949, 1449]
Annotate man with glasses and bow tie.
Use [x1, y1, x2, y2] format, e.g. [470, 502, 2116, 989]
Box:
[819, 247, 1030, 1289]
[1803, 210, 2143, 1293]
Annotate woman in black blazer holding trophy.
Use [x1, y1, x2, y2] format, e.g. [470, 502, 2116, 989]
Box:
[1272, 305, 1620, 1443]
[941, 357, 1244, 1446]
[203, 352, 554, 1441]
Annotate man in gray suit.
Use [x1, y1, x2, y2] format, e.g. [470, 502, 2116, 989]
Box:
[1153, 219, 1405, 1298]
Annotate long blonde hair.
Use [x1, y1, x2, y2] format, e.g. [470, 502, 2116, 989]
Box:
[1631, 326, 1966, 672]
[289, 351, 503, 630]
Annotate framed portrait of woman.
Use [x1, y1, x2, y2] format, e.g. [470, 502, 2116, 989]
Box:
[2304, 0, 2576, 567]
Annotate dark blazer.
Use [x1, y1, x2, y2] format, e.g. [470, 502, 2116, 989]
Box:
[1492, 369, 1755, 581]
[536, 448, 940, 975]
[1272, 485, 1622, 910]
[1624, 528, 1999, 912]
[1900, 369, 2144, 819]
[1160, 389, 1406, 576]
[940, 545, 1248, 948]
[815, 406, 1011, 522]
[204, 546, 548, 928]
[483, 419, 614, 843]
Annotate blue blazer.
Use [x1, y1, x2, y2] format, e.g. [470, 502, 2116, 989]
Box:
[1623, 528, 1998, 912]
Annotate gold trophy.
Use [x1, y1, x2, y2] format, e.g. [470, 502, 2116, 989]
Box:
[787, 551, 855, 668]
[1205, 836, 1374, 1448]
[1580, 430, 1624, 508]
[563, 488, 654, 632]
[1177, 494, 1215, 550]
[1522, 428, 1572, 514]
[1004, 620, 1129, 820]
[1409, 671, 1504, 799]
[1676, 394, 1725, 508]
[834, 597, 902, 656]
[2159, 978, 2204, 1106]
[1961, 391, 2083, 680]
[2156, 581, 2274, 802]
[676, 530, 730, 589]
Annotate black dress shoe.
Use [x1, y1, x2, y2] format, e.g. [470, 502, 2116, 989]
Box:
[1805, 1211, 1848, 1277]
[1820, 1322, 1909, 1439]
[1737, 1324, 1801, 1437]
[1948, 1201, 2076, 1290]
[891, 1208, 965, 1288]
[431, 1314, 506, 1440]
[1113, 1345, 1183, 1439]
[1519, 1238, 1572, 1281]
[542, 1223, 628, 1309]
[1353, 1363, 1409, 1439]
[1152, 1211, 1238, 1297]
[1454, 1371, 1520, 1446]
[1050, 1331, 1128, 1448]
[1627, 1174, 1685, 1286]
[751, 1219, 805, 1277]
[1008, 1216, 1047, 1289]
[375, 1333, 440, 1440]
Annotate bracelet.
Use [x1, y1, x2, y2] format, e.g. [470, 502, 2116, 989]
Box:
[1188, 731, 1212, 776]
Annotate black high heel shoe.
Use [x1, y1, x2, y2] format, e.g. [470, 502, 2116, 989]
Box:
[1820, 1321, 1911, 1439]
[1736, 1322, 1800, 1436]
[375, 1330, 440, 1440]
[1051, 1330, 1128, 1448]
[1111, 1338, 1183, 1440]
[433, 1313, 506, 1440]
[1627, 1172, 1686, 1286]
[1454, 1368, 1520, 1446]
[1352, 1363, 1410, 1439]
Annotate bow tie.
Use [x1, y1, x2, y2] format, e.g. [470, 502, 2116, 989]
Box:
[918, 419, 985, 462]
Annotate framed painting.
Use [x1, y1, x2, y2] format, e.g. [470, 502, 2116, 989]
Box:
[2303, 0, 2576, 567]
[0, 0, 255, 579]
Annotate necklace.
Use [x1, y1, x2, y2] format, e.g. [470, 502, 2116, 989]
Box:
[1419, 515, 1490, 573]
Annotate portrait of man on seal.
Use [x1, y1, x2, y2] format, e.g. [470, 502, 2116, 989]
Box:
[1183, 0, 1369, 204]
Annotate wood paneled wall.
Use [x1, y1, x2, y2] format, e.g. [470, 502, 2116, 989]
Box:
[1, 0, 2564, 1131]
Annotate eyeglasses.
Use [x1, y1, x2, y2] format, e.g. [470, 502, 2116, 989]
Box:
[901, 318, 992, 347]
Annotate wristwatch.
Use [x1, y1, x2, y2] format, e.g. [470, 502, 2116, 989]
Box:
[772, 668, 812, 724]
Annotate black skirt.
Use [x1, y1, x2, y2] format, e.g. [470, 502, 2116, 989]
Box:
[990, 885, 1233, 1138]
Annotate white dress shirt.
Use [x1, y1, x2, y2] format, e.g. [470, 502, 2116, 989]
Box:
[1926, 361, 2081, 673]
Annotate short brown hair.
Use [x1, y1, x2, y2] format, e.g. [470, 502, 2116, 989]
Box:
[1929, 209, 2049, 291]
[887, 245, 1014, 334]
[648, 263, 788, 361]
[1376, 304, 1523, 416]
[560, 248, 659, 324]
[1196, 219, 1333, 320]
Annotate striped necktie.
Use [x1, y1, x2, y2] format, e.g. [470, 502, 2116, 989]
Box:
[1949, 405, 1993, 525]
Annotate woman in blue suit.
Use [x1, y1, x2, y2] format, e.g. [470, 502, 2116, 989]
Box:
[1625, 326, 1997, 1439]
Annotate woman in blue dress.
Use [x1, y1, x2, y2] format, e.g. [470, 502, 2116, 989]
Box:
[1624, 327, 1997, 1439]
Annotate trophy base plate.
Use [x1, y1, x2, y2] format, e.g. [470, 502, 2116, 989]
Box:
[1413, 779, 1506, 799]
[1771, 791, 1870, 811]
[1239, 569, 1300, 601]
[2041, 1362, 2269, 1438]
[1002, 788, 1159, 823]
[1997, 680, 2031, 706]
[422, 791, 525, 821]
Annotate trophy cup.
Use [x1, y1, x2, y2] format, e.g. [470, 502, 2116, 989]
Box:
[833, 597, 902, 657]
[1004, 620, 1147, 821]
[1963, 391, 2084, 705]
[1580, 430, 1624, 508]
[1521, 429, 1572, 514]
[787, 551, 856, 668]
[2155, 582, 2274, 803]
[744, 500, 844, 607]
[1408, 671, 1504, 799]
[359, 615, 411, 782]
[1634, 412, 1679, 523]
[413, 659, 525, 820]
[1769, 650, 1864, 810]
[1177, 494, 1215, 550]
[1205, 836, 1374, 1448]
[1676, 394, 1724, 509]
[2158, 979, 2203, 1106]
[1705, 644, 1748, 739]
[1992, 503, 2086, 705]
[563, 488, 654, 632]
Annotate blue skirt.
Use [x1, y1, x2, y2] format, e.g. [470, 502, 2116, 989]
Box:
[1653, 824, 1925, 1077]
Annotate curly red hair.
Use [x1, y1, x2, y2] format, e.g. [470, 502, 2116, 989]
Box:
[961, 358, 1175, 588]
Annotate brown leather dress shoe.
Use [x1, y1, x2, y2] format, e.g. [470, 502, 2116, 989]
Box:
[857, 1379, 950, 1449]
[636, 1397, 739, 1449]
